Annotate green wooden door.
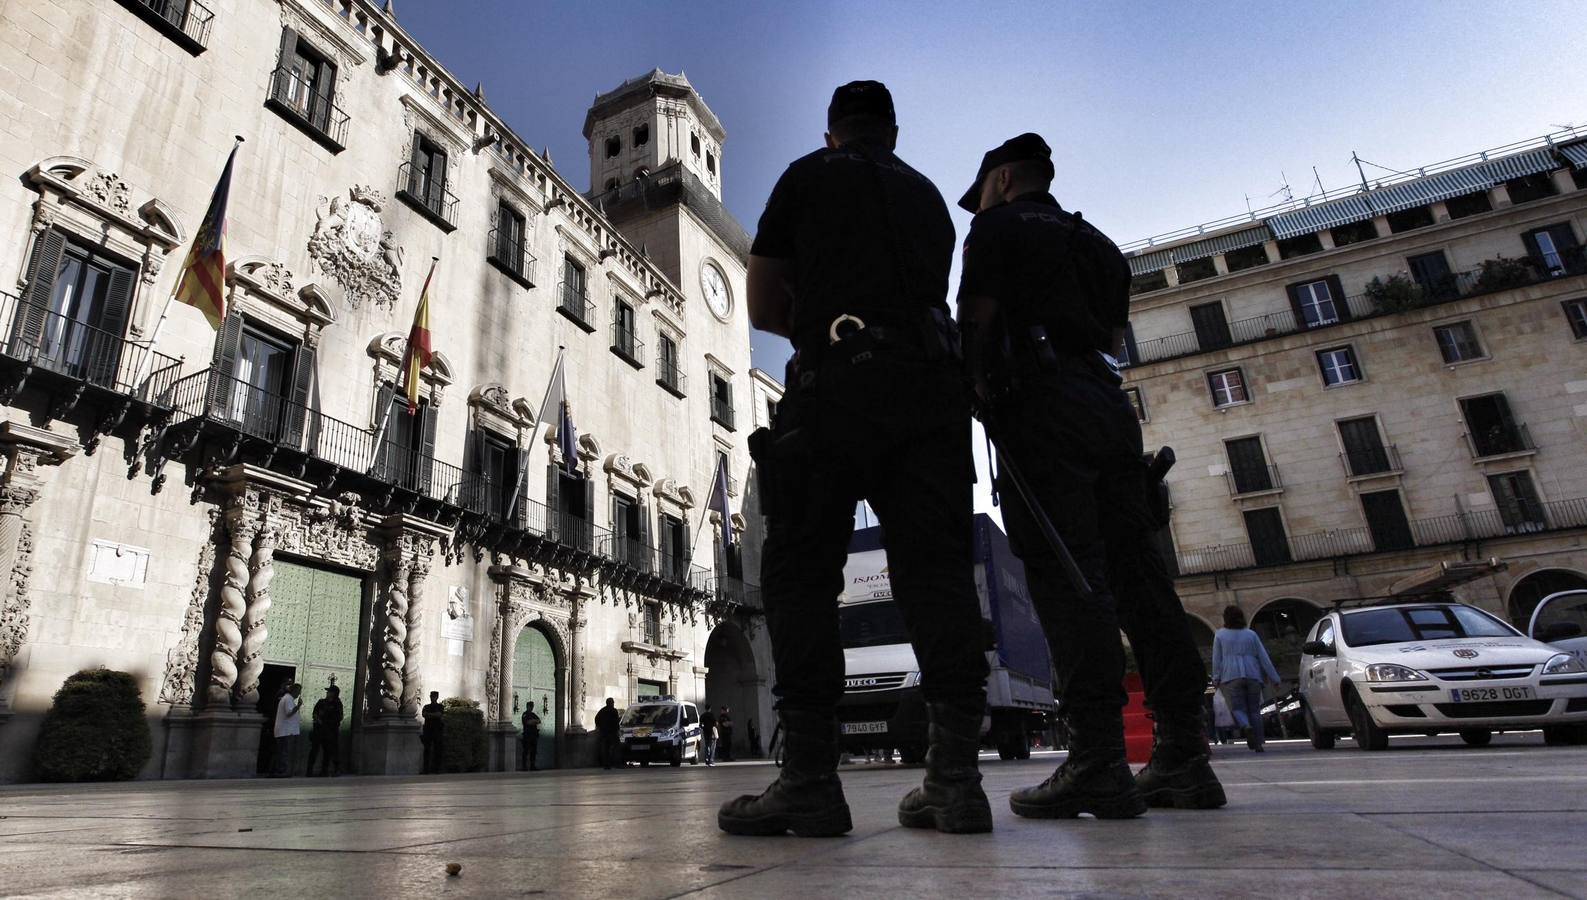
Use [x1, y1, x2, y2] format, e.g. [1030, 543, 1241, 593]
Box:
[267, 560, 365, 765]
[511, 626, 558, 767]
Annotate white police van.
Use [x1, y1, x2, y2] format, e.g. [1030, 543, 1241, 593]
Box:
[618, 697, 703, 767]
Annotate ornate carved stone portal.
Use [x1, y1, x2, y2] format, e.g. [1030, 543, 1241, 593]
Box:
[0, 421, 78, 704]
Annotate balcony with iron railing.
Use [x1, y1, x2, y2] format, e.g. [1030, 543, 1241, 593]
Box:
[1175, 496, 1587, 577]
[1125, 249, 1587, 369]
[655, 358, 686, 397]
[265, 66, 350, 152]
[611, 322, 645, 369]
[0, 289, 183, 447]
[116, 0, 214, 54]
[486, 227, 537, 288]
[709, 575, 763, 614]
[396, 162, 458, 233]
[1342, 444, 1402, 478]
[557, 282, 595, 332]
[1464, 423, 1535, 459]
[710, 395, 736, 431]
[1226, 464, 1282, 497]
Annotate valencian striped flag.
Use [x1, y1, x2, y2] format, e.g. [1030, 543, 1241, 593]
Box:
[536, 349, 577, 474]
[400, 258, 437, 414]
[173, 139, 241, 329]
[709, 456, 733, 549]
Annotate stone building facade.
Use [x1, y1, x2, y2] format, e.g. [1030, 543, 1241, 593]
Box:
[0, 0, 782, 781]
[1119, 127, 1587, 678]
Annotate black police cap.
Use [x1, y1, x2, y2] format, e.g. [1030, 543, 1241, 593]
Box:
[958, 132, 1055, 213]
[828, 80, 895, 127]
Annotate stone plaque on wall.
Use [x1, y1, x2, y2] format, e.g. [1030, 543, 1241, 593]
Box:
[86, 540, 150, 588]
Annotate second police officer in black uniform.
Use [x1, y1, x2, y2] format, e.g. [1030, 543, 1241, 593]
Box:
[717, 81, 993, 837]
[956, 134, 1227, 818]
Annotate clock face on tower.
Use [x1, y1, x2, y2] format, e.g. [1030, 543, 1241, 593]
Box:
[701, 260, 731, 321]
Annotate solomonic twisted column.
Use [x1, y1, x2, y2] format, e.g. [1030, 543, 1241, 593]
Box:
[400, 546, 430, 717]
[377, 543, 411, 715]
[207, 513, 258, 706]
[233, 521, 278, 706]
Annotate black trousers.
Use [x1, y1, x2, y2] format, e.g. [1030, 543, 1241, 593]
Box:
[520, 732, 539, 769]
[597, 736, 620, 769]
[306, 729, 339, 775]
[422, 733, 444, 773]
[991, 368, 1207, 750]
[761, 353, 989, 718]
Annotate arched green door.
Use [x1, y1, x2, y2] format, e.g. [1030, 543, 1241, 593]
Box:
[265, 560, 366, 770]
[512, 626, 558, 767]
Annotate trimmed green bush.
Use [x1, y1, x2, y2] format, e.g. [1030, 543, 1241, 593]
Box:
[1364, 274, 1424, 313]
[441, 696, 487, 773]
[32, 668, 152, 782]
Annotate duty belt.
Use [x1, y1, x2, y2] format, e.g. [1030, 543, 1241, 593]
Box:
[792, 311, 941, 372]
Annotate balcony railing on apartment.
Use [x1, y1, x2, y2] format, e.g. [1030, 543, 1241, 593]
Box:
[611, 323, 645, 368]
[1342, 444, 1401, 478]
[486, 227, 537, 287]
[1125, 251, 1587, 368]
[655, 358, 686, 397]
[265, 66, 350, 152]
[0, 291, 183, 406]
[396, 162, 459, 232]
[117, 0, 214, 53]
[1175, 496, 1587, 577]
[1464, 423, 1535, 459]
[710, 396, 736, 431]
[1226, 464, 1281, 497]
[557, 282, 595, 331]
[709, 575, 763, 614]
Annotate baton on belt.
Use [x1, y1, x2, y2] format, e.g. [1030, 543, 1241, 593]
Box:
[983, 424, 1095, 599]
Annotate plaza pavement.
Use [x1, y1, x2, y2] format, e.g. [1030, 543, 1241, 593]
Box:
[0, 734, 1583, 898]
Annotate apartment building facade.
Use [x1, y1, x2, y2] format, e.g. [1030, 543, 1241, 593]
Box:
[0, 0, 781, 780]
[1120, 129, 1587, 676]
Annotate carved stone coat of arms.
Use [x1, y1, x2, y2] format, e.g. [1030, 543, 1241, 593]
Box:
[308, 185, 404, 310]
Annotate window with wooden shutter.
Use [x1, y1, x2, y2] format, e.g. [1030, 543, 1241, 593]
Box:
[1337, 417, 1390, 475]
[1242, 507, 1291, 567]
[280, 344, 316, 450]
[1224, 437, 1272, 494]
[1360, 490, 1414, 551]
[1488, 471, 1546, 533]
[1189, 302, 1232, 350]
[11, 229, 68, 358]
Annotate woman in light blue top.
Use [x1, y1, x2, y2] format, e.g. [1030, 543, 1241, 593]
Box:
[1211, 606, 1281, 752]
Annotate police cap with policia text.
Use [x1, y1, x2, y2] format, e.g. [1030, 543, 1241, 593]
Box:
[957, 132, 1055, 213]
[827, 80, 896, 127]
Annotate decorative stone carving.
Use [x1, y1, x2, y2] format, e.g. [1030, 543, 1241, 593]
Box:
[377, 539, 411, 715]
[233, 518, 279, 705]
[159, 510, 221, 707]
[0, 523, 32, 674]
[85, 170, 131, 214]
[208, 507, 259, 706]
[400, 539, 431, 716]
[278, 493, 379, 570]
[484, 611, 503, 721]
[308, 186, 404, 310]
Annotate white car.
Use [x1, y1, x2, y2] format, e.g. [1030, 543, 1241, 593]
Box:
[1298, 600, 1587, 750]
[618, 698, 704, 767]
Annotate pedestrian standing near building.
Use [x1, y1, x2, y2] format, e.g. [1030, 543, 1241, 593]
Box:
[719, 80, 992, 837]
[594, 698, 622, 770]
[747, 717, 761, 758]
[717, 706, 734, 762]
[306, 684, 343, 777]
[699, 705, 718, 766]
[1212, 606, 1281, 752]
[272, 683, 302, 777]
[421, 691, 446, 774]
[257, 681, 286, 775]
[956, 133, 1226, 818]
[520, 702, 543, 771]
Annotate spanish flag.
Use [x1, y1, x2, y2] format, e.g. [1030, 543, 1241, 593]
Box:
[174, 139, 241, 329]
[400, 258, 437, 414]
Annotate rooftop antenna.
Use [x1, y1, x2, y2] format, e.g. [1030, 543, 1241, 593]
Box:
[1311, 166, 1326, 198]
[1268, 171, 1293, 204]
[1351, 151, 1371, 191]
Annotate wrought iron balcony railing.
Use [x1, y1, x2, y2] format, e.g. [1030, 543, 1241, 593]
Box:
[611, 322, 645, 368]
[1226, 464, 1281, 497]
[396, 162, 458, 232]
[1342, 444, 1401, 478]
[487, 226, 537, 287]
[1175, 496, 1587, 577]
[711, 395, 736, 431]
[655, 358, 686, 397]
[117, 0, 214, 53]
[266, 66, 350, 152]
[0, 290, 183, 406]
[1463, 423, 1535, 459]
[557, 282, 595, 331]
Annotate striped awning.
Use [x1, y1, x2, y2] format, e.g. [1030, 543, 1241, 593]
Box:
[1363, 167, 1495, 215]
[1559, 141, 1587, 170]
[1473, 148, 1557, 182]
[1169, 226, 1272, 264]
[1127, 249, 1172, 277]
[1266, 195, 1374, 240]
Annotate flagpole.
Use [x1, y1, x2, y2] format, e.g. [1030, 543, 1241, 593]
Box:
[373, 255, 438, 469]
[689, 454, 723, 570]
[136, 134, 243, 389]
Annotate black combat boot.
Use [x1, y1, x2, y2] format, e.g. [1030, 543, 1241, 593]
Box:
[718, 711, 852, 837]
[1009, 725, 1146, 820]
[1133, 719, 1226, 810]
[897, 704, 994, 833]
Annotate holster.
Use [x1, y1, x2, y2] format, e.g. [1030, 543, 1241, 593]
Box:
[1145, 446, 1175, 529]
[750, 375, 819, 525]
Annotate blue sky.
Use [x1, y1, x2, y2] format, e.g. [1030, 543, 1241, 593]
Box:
[394, 0, 1586, 516]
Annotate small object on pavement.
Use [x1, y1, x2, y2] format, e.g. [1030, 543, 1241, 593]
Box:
[446, 863, 462, 877]
[237, 828, 252, 832]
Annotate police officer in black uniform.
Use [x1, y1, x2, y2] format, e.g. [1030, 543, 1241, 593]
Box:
[717, 81, 992, 837]
[956, 134, 1226, 818]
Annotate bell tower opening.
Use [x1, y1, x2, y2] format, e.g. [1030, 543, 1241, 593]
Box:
[583, 68, 724, 201]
